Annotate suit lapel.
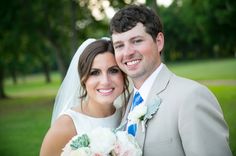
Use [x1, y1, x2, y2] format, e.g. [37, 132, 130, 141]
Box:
[135, 64, 173, 150]
[146, 64, 173, 99]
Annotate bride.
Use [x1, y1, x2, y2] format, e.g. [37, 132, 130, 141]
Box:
[40, 38, 130, 156]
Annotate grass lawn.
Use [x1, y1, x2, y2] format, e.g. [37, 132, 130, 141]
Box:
[0, 58, 235, 155]
[168, 58, 236, 80]
[0, 96, 53, 156]
[0, 74, 59, 156]
[209, 85, 236, 154]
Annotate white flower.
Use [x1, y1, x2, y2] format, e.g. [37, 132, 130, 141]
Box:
[61, 127, 142, 156]
[61, 142, 71, 156]
[88, 127, 116, 155]
[114, 131, 142, 156]
[128, 103, 147, 124]
[70, 147, 92, 156]
[61, 144, 91, 156]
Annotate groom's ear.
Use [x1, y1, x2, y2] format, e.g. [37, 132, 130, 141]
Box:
[155, 32, 164, 54]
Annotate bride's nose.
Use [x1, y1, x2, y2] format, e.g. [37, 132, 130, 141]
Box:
[100, 73, 111, 85]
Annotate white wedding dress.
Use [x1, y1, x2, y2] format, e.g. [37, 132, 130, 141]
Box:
[62, 108, 122, 134]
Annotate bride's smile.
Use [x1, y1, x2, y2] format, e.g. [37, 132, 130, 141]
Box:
[85, 52, 124, 106]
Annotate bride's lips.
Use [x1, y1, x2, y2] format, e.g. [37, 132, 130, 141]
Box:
[97, 88, 114, 96]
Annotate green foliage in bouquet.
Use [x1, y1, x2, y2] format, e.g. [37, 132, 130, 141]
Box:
[70, 134, 90, 150]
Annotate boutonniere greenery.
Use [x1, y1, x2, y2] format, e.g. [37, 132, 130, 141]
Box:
[143, 96, 161, 122]
[128, 96, 161, 132]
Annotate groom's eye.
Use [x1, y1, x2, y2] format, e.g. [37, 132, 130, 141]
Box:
[114, 44, 124, 50]
[133, 39, 142, 45]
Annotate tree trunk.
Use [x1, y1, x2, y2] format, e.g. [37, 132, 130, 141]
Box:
[39, 31, 67, 80]
[0, 66, 7, 99]
[10, 67, 17, 85]
[48, 39, 67, 79]
[70, 0, 78, 57]
[42, 61, 51, 83]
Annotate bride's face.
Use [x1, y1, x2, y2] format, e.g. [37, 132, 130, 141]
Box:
[85, 52, 124, 107]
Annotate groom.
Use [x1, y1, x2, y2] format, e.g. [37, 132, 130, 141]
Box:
[110, 4, 232, 156]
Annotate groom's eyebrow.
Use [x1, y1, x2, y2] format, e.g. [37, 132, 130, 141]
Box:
[113, 41, 122, 46]
[113, 35, 143, 45]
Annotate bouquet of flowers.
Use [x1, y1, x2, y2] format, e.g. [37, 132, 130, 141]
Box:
[61, 127, 142, 156]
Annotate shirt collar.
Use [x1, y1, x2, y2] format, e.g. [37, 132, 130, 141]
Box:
[134, 63, 163, 101]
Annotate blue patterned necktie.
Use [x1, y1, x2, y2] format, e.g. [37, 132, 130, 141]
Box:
[128, 92, 143, 136]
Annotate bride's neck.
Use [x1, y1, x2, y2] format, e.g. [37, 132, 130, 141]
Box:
[81, 101, 116, 118]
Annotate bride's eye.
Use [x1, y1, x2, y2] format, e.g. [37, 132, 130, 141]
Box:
[109, 68, 120, 74]
[90, 70, 100, 76]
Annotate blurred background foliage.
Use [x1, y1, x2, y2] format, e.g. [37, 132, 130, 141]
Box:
[0, 0, 236, 99]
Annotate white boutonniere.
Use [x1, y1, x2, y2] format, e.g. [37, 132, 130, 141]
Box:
[128, 103, 147, 124]
[127, 96, 161, 132]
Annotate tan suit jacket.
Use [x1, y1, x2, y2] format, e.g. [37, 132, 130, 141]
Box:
[122, 64, 232, 156]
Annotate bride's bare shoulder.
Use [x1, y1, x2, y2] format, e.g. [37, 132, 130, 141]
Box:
[39, 115, 76, 156]
[52, 114, 76, 135]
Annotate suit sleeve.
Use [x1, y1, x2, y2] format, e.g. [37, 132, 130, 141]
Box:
[178, 85, 232, 156]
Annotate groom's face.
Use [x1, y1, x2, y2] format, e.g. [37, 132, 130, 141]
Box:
[112, 23, 163, 88]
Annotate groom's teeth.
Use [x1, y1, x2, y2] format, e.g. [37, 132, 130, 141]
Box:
[127, 60, 139, 66]
[98, 89, 112, 93]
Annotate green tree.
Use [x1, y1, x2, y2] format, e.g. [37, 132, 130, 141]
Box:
[158, 0, 236, 61]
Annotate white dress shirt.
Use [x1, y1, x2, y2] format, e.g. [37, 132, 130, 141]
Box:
[126, 64, 163, 130]
[133, 63, 163, 104]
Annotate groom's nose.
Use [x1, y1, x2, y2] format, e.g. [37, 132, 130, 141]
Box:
[124, 43, 136, 56]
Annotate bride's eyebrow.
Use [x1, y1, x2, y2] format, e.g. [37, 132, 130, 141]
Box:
[108, 65, 119, 69]
[90, 68, 100, 71]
